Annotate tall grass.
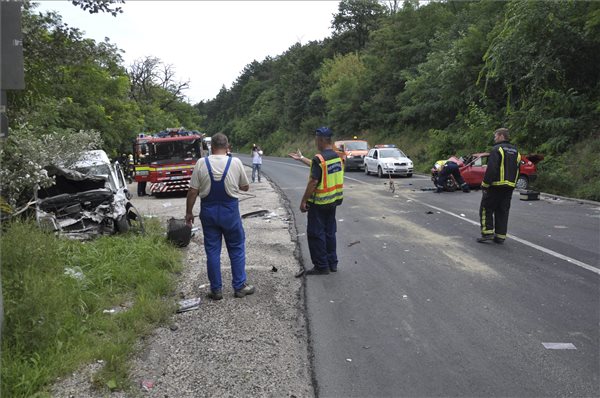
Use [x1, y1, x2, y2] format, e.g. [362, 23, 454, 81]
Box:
[1, 218, 183, 396]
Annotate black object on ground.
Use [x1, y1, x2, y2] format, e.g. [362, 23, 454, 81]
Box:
[241, 209, 269, 219]
[520, 190, 540, 201]
[167, 218, 192, 247]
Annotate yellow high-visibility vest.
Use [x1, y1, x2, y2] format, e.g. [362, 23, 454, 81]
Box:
[308, 153, 344, 206]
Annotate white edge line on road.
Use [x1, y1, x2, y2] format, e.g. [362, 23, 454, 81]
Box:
[407, 197, 600, 276]
[262, 160, 600, 275]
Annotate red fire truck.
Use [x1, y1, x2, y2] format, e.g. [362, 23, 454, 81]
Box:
[133, 128, 205, 195]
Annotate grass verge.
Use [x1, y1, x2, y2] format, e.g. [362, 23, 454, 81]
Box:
[1, 218, 183, 397]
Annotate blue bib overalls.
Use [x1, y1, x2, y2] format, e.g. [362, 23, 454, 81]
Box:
[200, 156, 246, 291]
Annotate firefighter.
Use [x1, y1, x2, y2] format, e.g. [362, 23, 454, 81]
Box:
[434, 160, 470, 193]
[477, 128, 521, 244]
[288, 127, 344, 275]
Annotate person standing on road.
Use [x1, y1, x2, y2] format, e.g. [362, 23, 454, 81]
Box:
[251, 143, 263, 183]
[288, 127, 344, 275]
[185, 133, 255, 299]
[477, 128, 521, 244]
[434, 160, 470, 193]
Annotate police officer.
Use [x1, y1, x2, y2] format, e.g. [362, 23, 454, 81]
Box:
[434, 160, 470, 193]
[185, 133, 254, 299]
[477, 128, 521, 244]
[289, 127, 344, 275]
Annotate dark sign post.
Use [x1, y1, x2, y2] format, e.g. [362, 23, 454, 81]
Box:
[0, 0, 26, 139]
[0, 0, 25, 345]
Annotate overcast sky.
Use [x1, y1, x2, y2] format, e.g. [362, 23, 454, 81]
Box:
[35, 1, 341, 104]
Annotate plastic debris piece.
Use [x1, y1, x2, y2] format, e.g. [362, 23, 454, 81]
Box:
[64, 267, 84, 280]
[330, 300, 335, 303]
[241, 209, 269, 219]
[460, 213, 466, 217]
[542, 342, 576, 350]
[348, 241, 361, 247]
[404, 249, 410, 252]
[198, 284, 208, 289]
[162, 202, 172, 208]
[339, 219, 344, 222]
[362, 346, 371, 349]
[553, 225, 568, 229]
[141, 380, 155, 391]
[402, 295, 408, 299]
[346, 358, 352, 362]
[103, 309, 116, 314]
[177, 297, 201, 313]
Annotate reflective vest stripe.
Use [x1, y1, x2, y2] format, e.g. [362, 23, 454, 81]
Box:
[316, 184, 344, 194]
[499, 147, 505, 183]
[308, 153, 344, 205]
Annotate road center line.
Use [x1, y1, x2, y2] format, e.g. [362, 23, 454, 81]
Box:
[405, 197, 600, 276]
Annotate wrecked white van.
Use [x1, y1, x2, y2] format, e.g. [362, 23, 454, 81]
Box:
[35, 150, 143, 239]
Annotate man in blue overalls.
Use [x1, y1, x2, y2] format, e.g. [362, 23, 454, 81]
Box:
[185, 133, 254, 300]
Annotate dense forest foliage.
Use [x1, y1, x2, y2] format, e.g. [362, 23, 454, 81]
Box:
[2, 1, 203, 210]
[197, 0, 600, 200]
[3, 0, 600, 206]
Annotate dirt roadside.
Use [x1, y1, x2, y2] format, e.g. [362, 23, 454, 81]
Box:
[51, 166, 313, 397]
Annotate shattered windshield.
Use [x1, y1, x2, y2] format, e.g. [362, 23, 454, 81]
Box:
[74, 164, 116, 191]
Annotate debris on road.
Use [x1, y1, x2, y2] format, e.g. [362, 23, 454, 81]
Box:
[176, 297, 201, 313]
[348, 240, 361, 247]
[241, 209, 269, 219]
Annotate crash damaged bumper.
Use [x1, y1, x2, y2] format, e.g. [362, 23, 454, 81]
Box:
[35, 165, 137, 240]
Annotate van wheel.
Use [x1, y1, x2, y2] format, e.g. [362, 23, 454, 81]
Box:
[378, 167, 384, 178]
[115, 215, 130, 233]
[516, 175, 529, 190]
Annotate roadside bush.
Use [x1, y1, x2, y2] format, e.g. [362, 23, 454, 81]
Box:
[1, 218, 182, 396]
[0, 125, 102, 216]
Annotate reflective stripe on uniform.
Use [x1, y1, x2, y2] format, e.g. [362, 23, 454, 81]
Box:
[308, 153, 344, 205]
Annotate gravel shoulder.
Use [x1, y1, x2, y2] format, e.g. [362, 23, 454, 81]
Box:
[51, 166, 313, 397]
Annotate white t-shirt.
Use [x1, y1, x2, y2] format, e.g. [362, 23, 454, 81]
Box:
[189, 155, 250, 199]
[252, 149, 262, 165]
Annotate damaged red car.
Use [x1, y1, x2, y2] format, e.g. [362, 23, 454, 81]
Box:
[432, 153, 544, 190]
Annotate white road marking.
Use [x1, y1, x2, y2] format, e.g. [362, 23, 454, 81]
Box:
[260, 159, 600, 276]
[542, 342, 577, 350]
[404, 197, 600, 276]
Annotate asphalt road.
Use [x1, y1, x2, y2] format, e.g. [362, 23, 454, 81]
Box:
[240, 154, 600, 397]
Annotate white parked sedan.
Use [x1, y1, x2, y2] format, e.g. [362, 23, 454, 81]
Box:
[364, 146, 413, 178]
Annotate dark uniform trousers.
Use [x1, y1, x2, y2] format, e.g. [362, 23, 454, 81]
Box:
[437, 161, 466, 188]
[479, 186, 513, 238]
[307, 205, 338, 271]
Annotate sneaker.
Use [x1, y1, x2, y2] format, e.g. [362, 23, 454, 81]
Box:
[493, 237, 505, 244]
[234, 283, 255, 298]
[305, 267, 330, 276]
[207, 289, 223, 301]
[476, 235, 494, 243]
